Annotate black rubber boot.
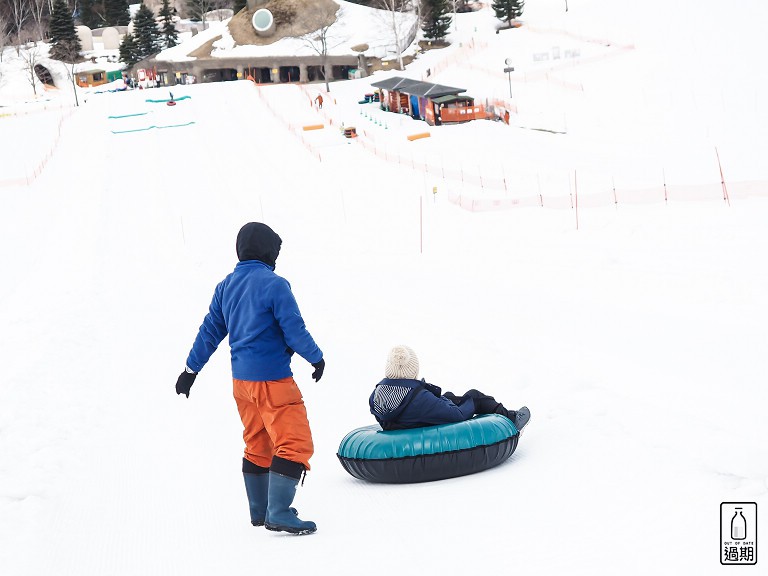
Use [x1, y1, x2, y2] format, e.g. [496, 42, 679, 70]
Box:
[513, 406, 531, 432]
[264, 456, 316, 535]
[243, 458, 298, 526]
[449, 390, 530, 433]
[242, 458, 270, 526]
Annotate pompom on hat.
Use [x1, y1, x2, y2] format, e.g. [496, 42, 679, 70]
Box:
[385, 345, 419, 380]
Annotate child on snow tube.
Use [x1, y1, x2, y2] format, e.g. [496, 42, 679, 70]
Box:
[369, 345, 531, 432]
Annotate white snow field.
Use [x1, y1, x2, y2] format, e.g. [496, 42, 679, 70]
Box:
[1, 1, 767, 575]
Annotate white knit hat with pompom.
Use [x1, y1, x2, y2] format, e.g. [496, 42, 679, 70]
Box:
[385, 345, 420, 380]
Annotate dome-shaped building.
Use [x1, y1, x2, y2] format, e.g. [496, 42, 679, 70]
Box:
[148, 0, 418, 86]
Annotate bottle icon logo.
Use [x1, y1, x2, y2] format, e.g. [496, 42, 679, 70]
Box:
[731, 508, 747, 540]
[721, 502, 757, 565]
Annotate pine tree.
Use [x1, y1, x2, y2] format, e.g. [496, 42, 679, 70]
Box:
[119, 32, 141, 65]
[233, 0, 247, 14]
[422, 0, 452, 42]
[133, 3, 161, 59]
[492, 0, 525, 28]
[105, 0, 131, 27]
[49, 0, 83, 62]
[159, 0, 179, 48]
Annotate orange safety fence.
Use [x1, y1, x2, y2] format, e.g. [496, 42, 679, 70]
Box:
[252, 83, 323, 163]
[0, 105, 76, 188]
[447, 180, 768, 213]
[249, 84, 765, 215]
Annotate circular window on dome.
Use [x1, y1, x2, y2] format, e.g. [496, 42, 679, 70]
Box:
[251, 9, 275, 36]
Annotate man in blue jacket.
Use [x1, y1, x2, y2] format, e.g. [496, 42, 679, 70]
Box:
[370, 345, 530, 432]
[175, 222, 324, 535]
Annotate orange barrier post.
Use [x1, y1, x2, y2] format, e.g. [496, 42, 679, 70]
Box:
[302, 124, 324, 131]
[407, 132, 430, 141]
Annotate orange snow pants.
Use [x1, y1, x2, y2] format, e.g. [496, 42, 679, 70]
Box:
[233, 377, 314, 471]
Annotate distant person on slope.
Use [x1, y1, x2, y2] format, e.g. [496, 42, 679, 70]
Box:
[175, 222, 325, 535]
[370, 345, 530, 432]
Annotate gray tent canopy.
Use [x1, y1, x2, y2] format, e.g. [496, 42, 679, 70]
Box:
[370, 76, 466, 98]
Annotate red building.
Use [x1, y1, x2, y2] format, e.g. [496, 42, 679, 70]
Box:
[370, 76, 486, 126]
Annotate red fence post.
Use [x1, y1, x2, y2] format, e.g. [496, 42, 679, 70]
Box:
[715, 147, 731, 206]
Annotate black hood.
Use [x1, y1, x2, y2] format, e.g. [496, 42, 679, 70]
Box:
[236, 222, 282, 267]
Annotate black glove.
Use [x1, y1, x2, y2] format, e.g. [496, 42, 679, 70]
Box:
[311, 359, 325, 382]
[175, 369, 197, 398]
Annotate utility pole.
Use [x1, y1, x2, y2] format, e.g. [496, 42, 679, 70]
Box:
[504, 58, 514, 98]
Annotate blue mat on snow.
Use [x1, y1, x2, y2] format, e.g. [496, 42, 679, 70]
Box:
[145, 95, 192, 103]
[111, 121, 196, 134]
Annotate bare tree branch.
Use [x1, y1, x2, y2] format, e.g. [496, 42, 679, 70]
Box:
[373, 0, 417, 70]
[20, 44, 41, 95]
[30, 0, 48, 41]
[9, 0, 32, 54]
[298, 0, 343, 92]
[0, 14, 12, 62]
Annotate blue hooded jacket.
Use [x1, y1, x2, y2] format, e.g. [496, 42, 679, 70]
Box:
[185, 223, 322, 381]
[369, 378, 476, 430]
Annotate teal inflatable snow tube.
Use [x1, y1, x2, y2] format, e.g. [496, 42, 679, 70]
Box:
[337, 414, 519, 484]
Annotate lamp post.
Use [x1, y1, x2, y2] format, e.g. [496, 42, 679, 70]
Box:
[504, 58, 514, 98]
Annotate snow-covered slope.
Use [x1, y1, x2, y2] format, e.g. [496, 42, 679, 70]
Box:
[1, 2, 766, 575]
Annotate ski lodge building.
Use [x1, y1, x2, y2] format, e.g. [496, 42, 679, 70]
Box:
[370, 76, 486, 126]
